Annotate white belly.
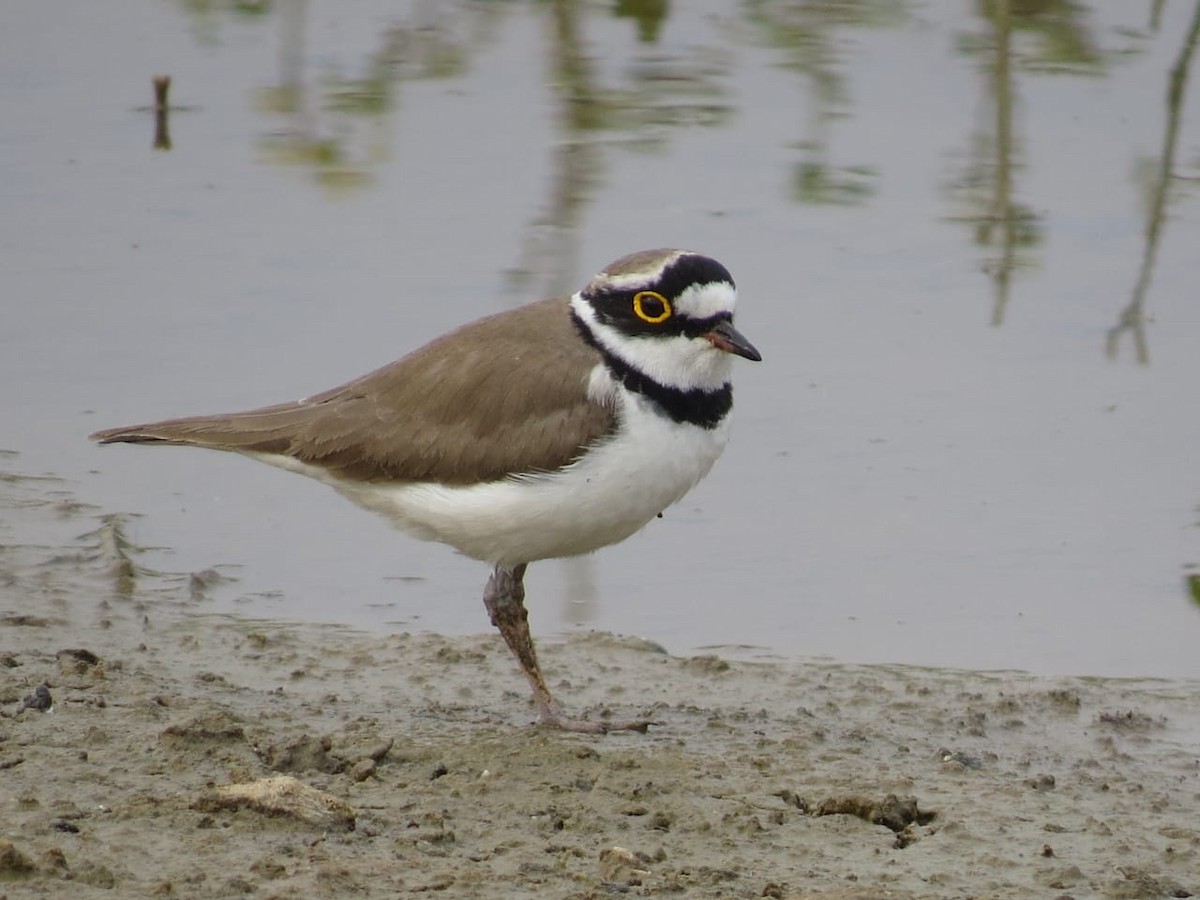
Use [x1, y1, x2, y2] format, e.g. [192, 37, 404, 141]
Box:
[257, 389, 729, 567]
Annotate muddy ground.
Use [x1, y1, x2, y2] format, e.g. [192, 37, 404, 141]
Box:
[1, 467, 1198, 899]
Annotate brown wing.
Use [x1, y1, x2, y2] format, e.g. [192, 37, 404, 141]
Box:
[90, 298, 617, 485]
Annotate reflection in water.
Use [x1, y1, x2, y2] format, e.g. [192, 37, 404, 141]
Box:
[615, 0, 670, 44]
[508, 1, 604, 300]
[746, 0, 896, 206]
[177, 0, 270, 47]
[136, 73, 196, 151]
[1107, 1, 1200, 365]
[981, 0, 1103, 75]
[255, 0, 378, 191]
[510, 1, 732, 295]
[1149, 0, 1167, 31]
[970, 0, 1024, 326]
[255, 1, 490, 192]
[153, 75, 172, 151]
[254, 2, 728, 200]
[951, 1, 1112, 323]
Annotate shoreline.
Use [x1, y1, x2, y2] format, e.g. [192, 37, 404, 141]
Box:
[2, 474, 1198, 898]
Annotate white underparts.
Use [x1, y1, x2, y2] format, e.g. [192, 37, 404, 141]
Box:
[252, 363, 730, 567]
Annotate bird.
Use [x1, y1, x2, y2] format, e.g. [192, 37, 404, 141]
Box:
[90, 248, 761, 732]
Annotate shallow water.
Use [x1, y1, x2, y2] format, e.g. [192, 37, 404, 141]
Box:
[3, 0, 1199, 678]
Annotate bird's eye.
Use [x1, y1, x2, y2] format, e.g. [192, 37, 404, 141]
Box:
[632, 291, 672, 324]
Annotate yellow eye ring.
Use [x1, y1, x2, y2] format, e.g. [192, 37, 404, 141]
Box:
[632, 291, 672, 324]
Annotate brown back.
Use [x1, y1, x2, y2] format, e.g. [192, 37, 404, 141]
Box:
[91, 298, 617, 485]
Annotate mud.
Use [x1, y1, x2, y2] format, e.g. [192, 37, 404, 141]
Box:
[1, 468, 1198, 898]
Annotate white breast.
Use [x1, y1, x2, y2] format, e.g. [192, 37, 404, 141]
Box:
[260, 368, 730, 567]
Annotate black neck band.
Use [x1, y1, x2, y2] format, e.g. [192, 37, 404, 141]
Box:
[572, 310, 733, 430]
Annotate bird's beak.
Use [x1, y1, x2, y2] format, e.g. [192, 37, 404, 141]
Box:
[704, 320, 762, 362]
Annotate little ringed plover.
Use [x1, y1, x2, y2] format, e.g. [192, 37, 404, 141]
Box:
[91, 247, 761, 733]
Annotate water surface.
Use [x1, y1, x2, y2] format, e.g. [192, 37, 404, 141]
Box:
[3, 1, 1198, 678]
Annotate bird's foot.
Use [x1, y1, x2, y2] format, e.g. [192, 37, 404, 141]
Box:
[483, 565, 659, 735]
[536, 710, 658, 734]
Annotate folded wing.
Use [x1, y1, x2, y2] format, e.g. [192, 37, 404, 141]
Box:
[90, 298, 617, 485]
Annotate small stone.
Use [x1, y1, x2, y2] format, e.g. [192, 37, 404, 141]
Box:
[21, 684, 53, 712]
[0, 839, 36, 878]
[75, 860, 117, 888]
[40, 847, 69, 872]
[193, 774, 356, 831]
[57, 648, 102, 675]
[599, 846, 651, 882]
[263, 733, 342, 775]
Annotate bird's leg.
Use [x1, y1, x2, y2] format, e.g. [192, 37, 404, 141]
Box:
[482, 563, 557, 719]
[481, 564, 653, 734]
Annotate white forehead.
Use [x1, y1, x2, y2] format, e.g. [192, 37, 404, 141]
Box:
[592, 250, 688, 289]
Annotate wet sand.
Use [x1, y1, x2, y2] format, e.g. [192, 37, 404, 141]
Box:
[2, 469, 1198, 899]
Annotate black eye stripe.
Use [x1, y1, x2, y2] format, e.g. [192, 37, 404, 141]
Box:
[584, 286, 732, 331]
[678, 312, 732, 338]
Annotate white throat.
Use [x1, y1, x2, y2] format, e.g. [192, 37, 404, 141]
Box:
[568, 292, 734, 393]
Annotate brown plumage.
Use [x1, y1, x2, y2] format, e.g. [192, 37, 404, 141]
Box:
[90, 297, 617, 485]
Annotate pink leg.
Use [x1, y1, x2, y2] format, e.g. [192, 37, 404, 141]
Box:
[482, 564, 653, 734]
